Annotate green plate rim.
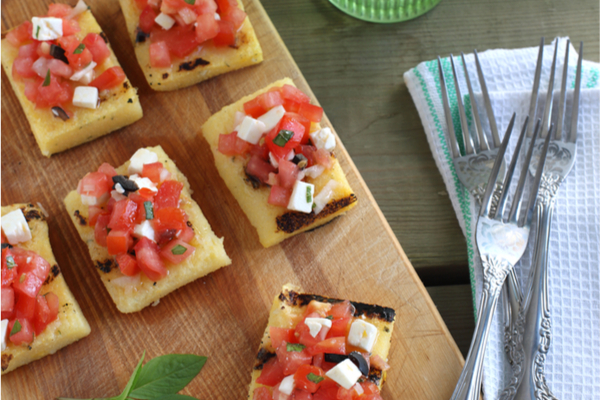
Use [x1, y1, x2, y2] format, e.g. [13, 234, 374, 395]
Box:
[328, 0, 443, 23]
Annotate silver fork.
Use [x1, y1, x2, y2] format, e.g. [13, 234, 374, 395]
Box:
[502, 39, 583, 400]
[450, 117, 553, 400]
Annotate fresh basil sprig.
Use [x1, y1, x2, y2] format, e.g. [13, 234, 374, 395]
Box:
[56, 352, 207, 400]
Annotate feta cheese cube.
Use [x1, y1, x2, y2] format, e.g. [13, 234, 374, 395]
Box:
[313, 180, 339, 214]
[269, 152, 279, 169]
[114, 183, 126, 194]
[1, 209, 32, 245]
[279, 375, 295, 395]
[155, 13, 176, 30]
[31, 17, 63, 41]
[304, 317, 333, 337]
[236, 116, 266, 145]
[128, 149, 159, 175]
[347, 319, 378, 352]
[287, 180, 315, 214]
[1, 319, 8, 351]
[258, 105, 285, 132]
[133, 220, 156, 242]
[233, 111, 246, 130]
[110, 190, 127, 202]
[70, 61, 97, 83]
[72, 86, 99, 109]
[303, 165, 325, 179]
[310, 127, 336, 151]
[325, 359, 362, 390]
[129, 174, 158, 192]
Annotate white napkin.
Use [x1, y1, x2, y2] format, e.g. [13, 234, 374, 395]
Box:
[403, 38, 600, 399]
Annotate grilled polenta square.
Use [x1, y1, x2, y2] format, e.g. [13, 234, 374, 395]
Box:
[118, 0, 263, 91]
[1, 8, 143, 157]
[64, 146, 231, 313]
[248, 284, 395, 399]
[202, 78, 357, 248]
[1, 204, 91, 375]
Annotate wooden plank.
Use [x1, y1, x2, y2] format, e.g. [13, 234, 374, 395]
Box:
[0, 0, 463, 398]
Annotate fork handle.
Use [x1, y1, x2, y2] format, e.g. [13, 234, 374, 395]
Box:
[451, 269, 506, 400]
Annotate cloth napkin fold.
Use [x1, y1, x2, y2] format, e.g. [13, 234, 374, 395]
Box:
[403, 38, 600, 399]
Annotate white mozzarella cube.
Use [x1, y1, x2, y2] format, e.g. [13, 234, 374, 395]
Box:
[310, 127, 336, 151]
[70, 61, 97, 82]
[79, 69, 96, 85]
[325, 359, 362, 390]
[287, 180, 315, 214]
[128, 149, 159, 175]
[347, 319, 378, 352]
[1, 209, 32, 245]
[236, 116, 266, 145]
[258, 105, 286, 132]
[313, 180, 339, 215]
[233, 111, 246, 130]
[129, 174, 158, 192]
[279, 375, 295, 395]
[304, 317, 333, 338]
[1, 319, 8, 351]
[110, 190, 127, 202]
[269, 152, 279, 169]
[303, 165, 325, 179]
[155, 13, 176, 30]
[72, 86, 99, 109]
[31, 17, 63, 41]
[133, 220, 156, 242]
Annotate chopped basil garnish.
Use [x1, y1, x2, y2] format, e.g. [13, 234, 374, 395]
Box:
[306, 373, 324, 384]
[286, 343, 306, 352]
[325, 315, 333, 320]
[306, 186, 312, 203]
[184, 0, 195, 4]
[6, 256, 16, 269]
[43, 69, 51, 87]
[171, 245, 187, 255]
[272, 130, 294, 147]
[73, 43, 86, 54]
[35, 26, 40, 39]
[10, 320, 22, 336]
[144, 201, 154, 220]
[19, 274, 26, 283]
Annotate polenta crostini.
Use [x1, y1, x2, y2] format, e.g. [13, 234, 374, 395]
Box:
[1, 204, 91, 374]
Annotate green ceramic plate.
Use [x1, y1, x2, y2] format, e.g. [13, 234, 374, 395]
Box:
[328, 0, 442, 23]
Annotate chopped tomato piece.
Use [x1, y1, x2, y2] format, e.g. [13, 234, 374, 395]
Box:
[95, 213, 111, 247]
[312, 378, 339, 400]
[178, 225, 195, 243]
[269, 327, 297, 349]
[107, 230, 133, 255]
[33, 292, 59, 335]
[149, 41, 171, 68]
[1, 249, 18, 288]
[87, 207, 104, 227]
[11, 248, 51, 282]
[160, 239, 195, 264]
[293, 389, 314, 400]
[252, 387, 272, 400]
[83, 33, 111, 64]
[295, 145, 317, 168]
[134, 0, 149, 9]
[250, 142, 269, 159]
[12, 56, 36, 79]
[62, 18, 81, 36]
[257, 90, 284, 111]
[280, 84, 310, 104]
[195, 13, 219, 43]
[15, 291, 36, 320]
[6, 21, 33, 47]
[31, 75, 73, 108]
[139, 5, 158, 33]
[48, 3, 72, 17]
[277, 159, 299, 190]
[296, 312, 329, 347]
[12, 272, 44, 299]
[326, 300, 353, 337]
[161, 0, 190, 12]
[307, 337, 346, 356]
[268, 185, 291, 208]
[48, 59, 73, 78]
[246, 155, 276, 184]
[150, 25, 198, 58]
[337, 386, 360, 400]
[294, 364, 325, 393]
[314, 148, 333, 169]
[266, 114, 306, 159]
[18, 43, 39, 59]
[142, 162, 167, 184]
[369, 354, 390, 371]
[58, 36, 92, 69]
[360, 381, 381, 395]
[277, 341, 313, 375]
[116, 253, 139, 276]
[256, 356, 285, 386]
[90, 66, 126, 91]
[243, 97, 267, 119]
[153, 207, 187, 234]
[134, 238, 168, 281]
[298, 103, 323, 123]
[283, 98, 301, 113]
[108, 199, 138, 231]
[1, 287, 15, 318]
[8, 318, 34, 346]
[286, 112, 311, 144]
[217, 132, 251, 156]
[216, 0, 246, 29]
[154, 180, 183, 209]
[194, 0, 218, 14]
[213, 20, 235, 47]
[306, 301, 333, 318]
[97, 162, 118, 179]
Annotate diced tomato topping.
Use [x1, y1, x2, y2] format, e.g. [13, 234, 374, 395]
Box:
[277, 159, 299, 190]
[134, 0, 149, 9]
[11, 248, 51, 282]
[1, 249, 18, 287]
[213, 20, 235, 47]
[178, 225, 195, 243]
[90, 66, 126, 91]
[97, 162, 118, 179]
[15, 293, 36, 320]
[1, 287, 15, 318]
[195, 0, 218, 14]
[266, 114, 306, 159]
[276, 341, 313, 375]
[83, 33, 111, 64]
[326, 301, 353, 338]
[296, 312, 329, 347]
[142, 162, 166, 184]
[12, 56, 36, 79]
[153, 207, 187, 236]
[246, 155, 276, 184]
[149, 41, 171, 68]
[294, 364, 325, 393]
[337, 386, 360, 400]
[283, 98, 301, 113]
[140, 5, 158, 33]
[87, 207, 104, 227]
[217, 132, 252, 156]
[95, 213, 111, 247]
[293, 389, 314, 400]
[135, 238, 168, 281]
[150, 25, 198, 58]
[298, 103, 323, 123]
[18, 43, 39, 59]
[369, 354, 390, 371]
[250, 142, 269, 159]
[107, 230, 133, 255]
[305, 301, 333, 318]
[286, 112, 311, 144]
[108, 199, 138, 231]
[195, 13, 219, 43]
[154, 180, 184, 209]
[62, 18, 81, 36]
[307, 337, 346, 356]
[58, 36, 92, 69]
[29, 75, 73, 108]
[8, 318, 34, 346]
[6, 21, 33, 47]
[48, 59, 73, 78]
[216, 0, 246, 29]
[280, 84, 311, 104]
[313, 379, 339, 400]
[256, 356, 285, 386]
[116, 253, 139, 276]
[314, 148, 333, 170]
[252, 387, 272, 400]
[160, 239, 195, 264]
[257, 90, 284, 111]
[269, 327, 297, 350]
[243, 97, 267, 119]
[268, 185, 291, 208]
[48, 3, 73, 18]
[33, 292, 59, 335]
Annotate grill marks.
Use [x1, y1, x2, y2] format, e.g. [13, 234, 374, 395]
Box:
[276, 194, 357, 234]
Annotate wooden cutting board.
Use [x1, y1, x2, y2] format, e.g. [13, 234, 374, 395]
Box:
[0, 0, 464, 398]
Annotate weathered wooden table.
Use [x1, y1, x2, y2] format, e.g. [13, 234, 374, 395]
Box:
[260, 0, 600, 355]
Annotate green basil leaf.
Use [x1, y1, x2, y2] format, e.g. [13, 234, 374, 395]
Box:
[129, 354, 207, 399]
[43, 69, 51, 87]
[272, 130, 294, 147]
[6, 256, 16, 268]
[35, 26, 40, 39]
[10, 320, 21, 336]
[325, 315, 333, 320]
[306, 372, 324, 384]
[306, 186, 312, 203]
[171, 245, 187, 256]
[73, 43, 86, 54]
[183, 0, 195, 4]
[286, 343, 306, 352]
[144, 201, 154, 220]
[113, 351, 146, 400]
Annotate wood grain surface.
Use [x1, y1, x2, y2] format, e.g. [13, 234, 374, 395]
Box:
[1, 0, 464, 398]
